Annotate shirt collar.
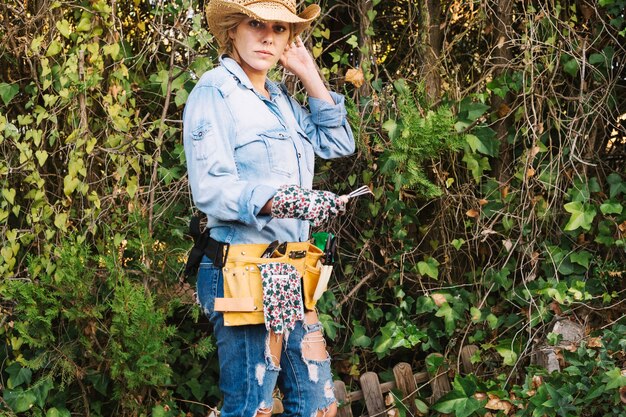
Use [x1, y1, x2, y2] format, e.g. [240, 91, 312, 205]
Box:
[219, 54, 282, 100]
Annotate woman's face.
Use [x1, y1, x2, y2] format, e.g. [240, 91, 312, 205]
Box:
[229, 17, 291, 78]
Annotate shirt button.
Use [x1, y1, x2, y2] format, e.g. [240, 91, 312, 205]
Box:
[297, 152, 302, 158]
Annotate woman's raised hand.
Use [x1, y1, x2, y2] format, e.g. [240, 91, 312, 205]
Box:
[279, 36, 318, 80]
[279, 36, 334, 104]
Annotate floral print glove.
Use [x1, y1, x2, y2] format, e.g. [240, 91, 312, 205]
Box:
[259, 262, 304, 334]
[271, 184, 346, 227]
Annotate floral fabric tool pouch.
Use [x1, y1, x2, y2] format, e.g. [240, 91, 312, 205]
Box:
[258, 262, 304, 334]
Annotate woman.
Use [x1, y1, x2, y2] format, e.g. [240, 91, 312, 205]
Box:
[183, 0, 355, 416]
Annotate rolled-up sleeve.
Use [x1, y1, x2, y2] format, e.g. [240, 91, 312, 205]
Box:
[289, 91, 355, 159]
[183, 84, 275, 230]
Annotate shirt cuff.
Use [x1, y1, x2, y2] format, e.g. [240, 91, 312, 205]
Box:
[239, 184, 277, 231]
[308, 92, 348, 127]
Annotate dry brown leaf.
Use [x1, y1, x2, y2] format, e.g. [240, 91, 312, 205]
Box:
[529, 146, 541, 158]
[474, 392, 487, 401]
[498, 103, 511, 118]
[385, 392, 394, 407]
[432, 293, 448, 307]
[531, 375, 543, 389]
[587, 337, 603, 348]
[549, 301, 562, 315]
[619, 221, 626, 233]
[620, 386, 626, 404]
[109, 84, 122, 99]
[526, 167, 536, 179]
[536, 123, 544, 134]
[485, 394, 513, 414]
[479, 198, 489, 206]
[501, 185, 509, 199]
[466, 208, 480, 218]
[345, 68, 365, 88]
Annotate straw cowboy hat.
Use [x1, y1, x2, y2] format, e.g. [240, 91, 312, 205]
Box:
[205, 0, 321, 47]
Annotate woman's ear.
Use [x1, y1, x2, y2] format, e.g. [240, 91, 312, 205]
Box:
[228, 27, 236, 40]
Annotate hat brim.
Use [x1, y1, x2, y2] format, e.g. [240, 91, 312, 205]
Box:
[206, 1, 320, 47]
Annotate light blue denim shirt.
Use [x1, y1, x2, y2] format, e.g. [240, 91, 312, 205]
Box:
[183, 56, 355, 244]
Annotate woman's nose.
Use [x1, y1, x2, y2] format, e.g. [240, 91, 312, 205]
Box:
[261, 29, 273, 45]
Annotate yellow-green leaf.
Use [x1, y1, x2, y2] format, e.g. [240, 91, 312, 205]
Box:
[2, 188, 16, 205]
[126, 176, 138, 198]
[35, 150, 48, 166]
[54, 212, 68, 231]
[56, 19, 72, 38]
[63, 175, 80, 196]
[103, 43, 120, 59]
[76, 16, 92, 32]
[46, 40, 63, 56]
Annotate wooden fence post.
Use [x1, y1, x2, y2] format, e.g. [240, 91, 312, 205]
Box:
[460, 344, 479, 375]
[360, 371, 386, 416]
[334, 380, 354, 417]
[426, 353, 451, 403]
[393, 362, 418, 415]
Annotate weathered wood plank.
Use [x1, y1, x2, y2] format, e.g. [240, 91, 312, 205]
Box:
[393, 362, 418, 415]
[335, 380, 354, 417]
[460, 344, 479, 374]
[426, 353, 451, 403]
[360, 371, 386, 416]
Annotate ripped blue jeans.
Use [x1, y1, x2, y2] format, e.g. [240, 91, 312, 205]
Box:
[197, 257, 336, 417]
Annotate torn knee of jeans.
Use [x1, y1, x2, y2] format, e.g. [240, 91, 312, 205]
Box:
[264, 334, 282, 371]
[309, 398, 337, 417]
[301, 331, 329, 360]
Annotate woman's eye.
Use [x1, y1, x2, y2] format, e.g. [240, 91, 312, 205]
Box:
[249, 20, 262, 28]
[274, 25, 287, 33]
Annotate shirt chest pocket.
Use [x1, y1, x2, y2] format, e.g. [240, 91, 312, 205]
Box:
[235, 132, 298, 178]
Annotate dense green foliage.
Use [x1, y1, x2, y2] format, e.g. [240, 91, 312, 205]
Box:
[1, 0, 624, 416]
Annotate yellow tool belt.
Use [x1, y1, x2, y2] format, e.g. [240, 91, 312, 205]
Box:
[214, 242, 324, 326]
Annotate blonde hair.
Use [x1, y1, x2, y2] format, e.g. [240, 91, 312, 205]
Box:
[214, 12, 296, 55]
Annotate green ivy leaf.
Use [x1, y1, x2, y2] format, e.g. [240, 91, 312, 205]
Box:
[6, 364, 32, 388]
[570, 251, 592, 268]
[47, 407, 71, 417]
[417, 257, 439, 279]
[55, 19, 72, 38]
[435, 302, 461, 335]
[459, 100, 490, 122]
[562, 54, 580, 76]
[604, 367, 626, 389]
[600, 200, 623, 215]
[0, 82, 19, 105]
[564, 201, 597, 231]
[346, 35, 359, 49]
[432, 389, 484, 417]
[495, 344, 518, 366]
[2, 188, 16, 205]
[607, 173, 625, 198]
[46, 40, 63, 56]
[3, 388, 37, 413]
[350, 323, 372, 348]
[103, 43, 120, 59]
